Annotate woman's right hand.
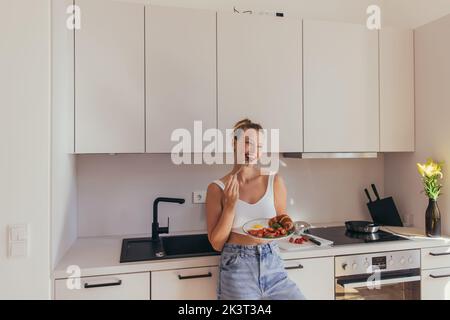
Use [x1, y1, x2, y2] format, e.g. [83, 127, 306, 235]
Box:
[223, 174, 239, 210]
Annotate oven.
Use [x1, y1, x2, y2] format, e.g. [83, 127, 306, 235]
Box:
[335, 249, 421, 300]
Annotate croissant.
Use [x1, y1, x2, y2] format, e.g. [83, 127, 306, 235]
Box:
[269, 214, 294, 231]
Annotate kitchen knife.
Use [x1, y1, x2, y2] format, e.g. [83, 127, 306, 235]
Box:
[302, 234, 322, 246]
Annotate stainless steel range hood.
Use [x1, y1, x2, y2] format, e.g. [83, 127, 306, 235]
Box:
[282, 152, 378, 159]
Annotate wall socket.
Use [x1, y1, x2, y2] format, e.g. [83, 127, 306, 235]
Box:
[192, 191, 207, 204]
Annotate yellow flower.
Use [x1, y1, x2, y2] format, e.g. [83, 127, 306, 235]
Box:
[417, 158, 444, 178]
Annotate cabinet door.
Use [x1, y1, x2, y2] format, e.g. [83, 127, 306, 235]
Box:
[303, 20, 379, 152]
[146, 6, 216, 153]
[421, 268, 450, 300]
[285, 257, 334, 300]
[218, 13, 303, 153]
[380, 27, 414, 152]
[151, 266, 218, 300]
[75, 0, 145, 153]
[54, 272, 150, 300]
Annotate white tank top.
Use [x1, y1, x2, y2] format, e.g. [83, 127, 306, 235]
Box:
[212, 174, 277, 235]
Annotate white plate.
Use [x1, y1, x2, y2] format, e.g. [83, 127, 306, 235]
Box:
[242, 218, 295, 241]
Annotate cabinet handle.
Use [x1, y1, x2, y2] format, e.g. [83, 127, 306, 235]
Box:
[430, 274, 450, 279]
[178, 272, 212, 280]
[84, 280, 122, 289]
[429, 252, 450, 256]
[285, 264, 304, 270]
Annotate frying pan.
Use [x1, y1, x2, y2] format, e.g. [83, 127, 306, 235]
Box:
[345, 220, 380, 233]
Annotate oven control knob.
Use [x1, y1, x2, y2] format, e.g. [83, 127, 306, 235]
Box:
[408, 256, 413, 264]
[342, 263, 348, 270]
[389, 258, 394, 266]
[400, 257, 406, 265]
[352, 263, 358, 270]
[364, 261, 370, 268]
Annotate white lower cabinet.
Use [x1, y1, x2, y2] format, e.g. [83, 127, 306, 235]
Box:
[421, 247, 450, 300]
[54, 272, 150, 300]
[284, 257, 334, 300]
[421, 268, 450, 300]
[151, 266, 219, 300]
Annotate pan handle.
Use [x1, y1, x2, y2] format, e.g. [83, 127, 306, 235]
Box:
[371, 184, 381, 201]
[364, 188, 373, 203]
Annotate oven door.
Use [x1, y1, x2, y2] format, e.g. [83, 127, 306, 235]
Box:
[335, 270, 421, 300]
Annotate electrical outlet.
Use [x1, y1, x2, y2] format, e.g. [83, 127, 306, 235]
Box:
[192, 191, 207, 204]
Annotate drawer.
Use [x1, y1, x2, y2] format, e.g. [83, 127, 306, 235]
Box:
[421, 267, 450, 300]
[151, 266, 218, 300]
[54, 272, 150, 300]
[422, 247, 450, 269]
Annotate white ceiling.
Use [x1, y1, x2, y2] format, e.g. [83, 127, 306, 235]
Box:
[382, 0, 450, 28]
[124, 0, 450, 28]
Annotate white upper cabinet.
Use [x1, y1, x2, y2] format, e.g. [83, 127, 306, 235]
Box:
[380, 27, 415, 152]
[217, 13, 303, 153]
[146, 6, 217, 153]
[303, 20, 379, 152]
[75, 0, 145, 153]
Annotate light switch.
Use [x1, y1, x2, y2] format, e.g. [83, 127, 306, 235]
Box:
[7, 224, 29, 258]
[9, 224, 28, 241]
[8, 241, 28, 258]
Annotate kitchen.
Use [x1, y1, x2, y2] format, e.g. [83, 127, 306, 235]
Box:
[2, 0, 450, 302]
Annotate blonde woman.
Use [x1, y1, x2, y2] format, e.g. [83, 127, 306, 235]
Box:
[206, 119, 305, 300]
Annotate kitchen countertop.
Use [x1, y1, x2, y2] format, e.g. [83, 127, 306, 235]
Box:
[53, 226, 450, 279]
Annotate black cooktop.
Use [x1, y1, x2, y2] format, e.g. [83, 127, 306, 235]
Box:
[306, 226, 408, 246]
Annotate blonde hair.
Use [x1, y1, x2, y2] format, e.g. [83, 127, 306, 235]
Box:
[232, 118, 263, 139]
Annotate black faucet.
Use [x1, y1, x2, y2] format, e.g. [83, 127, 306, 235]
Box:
[152, 197, 185, 241]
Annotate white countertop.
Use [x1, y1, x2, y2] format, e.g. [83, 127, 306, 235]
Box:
[53, 226, 450, 279]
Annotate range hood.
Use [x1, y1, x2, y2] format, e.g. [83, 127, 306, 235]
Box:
[282, 152, 378, 159]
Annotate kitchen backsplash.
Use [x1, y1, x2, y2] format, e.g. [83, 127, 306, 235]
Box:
[76, 154, 384, 237]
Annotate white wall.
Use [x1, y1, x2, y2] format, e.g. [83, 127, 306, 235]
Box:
[0, 0, 51, 299]
[77, 154, 384, 237]
[385, 14, 450, 236]
[51, 0, 78, 270]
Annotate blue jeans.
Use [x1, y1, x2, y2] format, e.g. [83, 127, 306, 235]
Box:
[217, 241, 306, 300]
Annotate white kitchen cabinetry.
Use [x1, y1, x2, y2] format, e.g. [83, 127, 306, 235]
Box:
[285, 257, 334, 300]
[380, 28, 415, 152]
[422, 268, 450, 300]
[421, 247, 450, 300]
[75, 0, 145, 153]
[217, 13, 303, 153]
[54, 272, 150, 300]
[151, 266, 219, 300]
[146, 6, 217, 153]
[303, 20, 379, 152]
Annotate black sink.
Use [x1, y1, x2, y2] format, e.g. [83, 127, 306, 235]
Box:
[120, 233, 219, 263]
